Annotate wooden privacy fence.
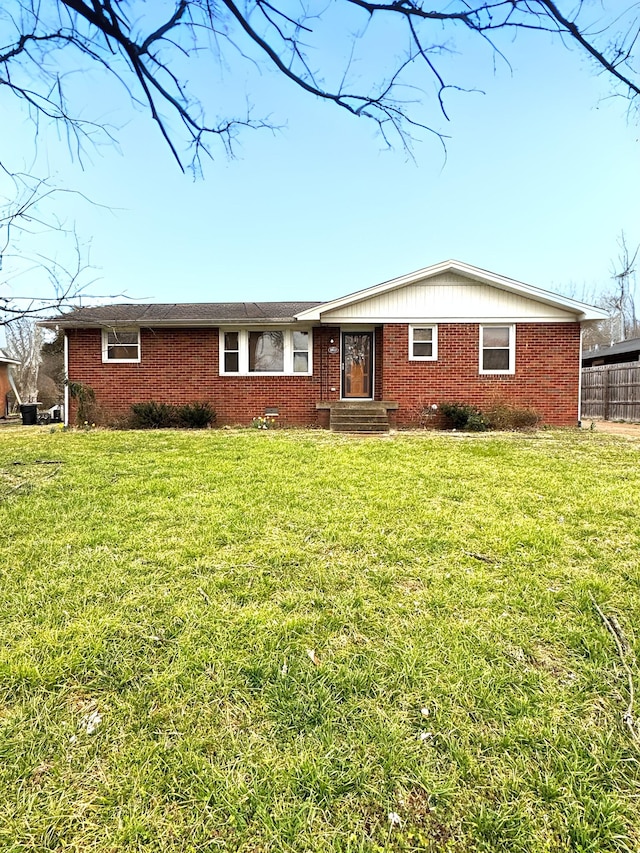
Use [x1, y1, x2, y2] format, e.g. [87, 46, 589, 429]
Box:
[582, 362, 640, 421]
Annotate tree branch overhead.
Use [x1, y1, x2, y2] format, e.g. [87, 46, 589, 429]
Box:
[0, 1, 638, 171]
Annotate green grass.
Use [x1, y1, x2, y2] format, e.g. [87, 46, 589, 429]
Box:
[0, 426, 639, 852]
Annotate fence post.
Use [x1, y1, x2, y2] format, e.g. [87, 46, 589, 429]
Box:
[603, 367, 610, 421]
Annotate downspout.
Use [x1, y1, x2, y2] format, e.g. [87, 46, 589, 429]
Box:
[577, 326, 583, 427]
[64, 332, 69, 427]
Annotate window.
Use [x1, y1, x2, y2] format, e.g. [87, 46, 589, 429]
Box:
[220, 329, 312, 375]
[223, 331, 240, 373]
[292, 331, 309, 373]
[480, 325, 515, 374]
[409, 325, 438, 360]
[249, 331, 284, 372]
[102, 327, 140, 362]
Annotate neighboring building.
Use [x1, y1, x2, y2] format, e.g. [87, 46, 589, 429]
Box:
[41, 260, 607, 429]
[0, 352, 21, 417]
[582, 337, 640, 368]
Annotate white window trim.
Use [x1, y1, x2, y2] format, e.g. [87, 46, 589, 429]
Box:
[101, 327, 141, 363]
[479, 324, 516, 375]
[219, 328, 313, 376]
[409, 324, 438, 361]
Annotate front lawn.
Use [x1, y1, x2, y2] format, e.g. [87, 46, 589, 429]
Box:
[1, 427, 639, 852]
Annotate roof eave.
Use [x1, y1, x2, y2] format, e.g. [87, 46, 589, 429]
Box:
[578, 308, 609, 322]
[40, 317, 311, 329]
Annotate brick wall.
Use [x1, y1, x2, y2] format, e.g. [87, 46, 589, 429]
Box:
[66, 327, 342, 426]
[382, 322, 581, 427]
[0, 365, 12, 417]
[67, 322, 581, 428]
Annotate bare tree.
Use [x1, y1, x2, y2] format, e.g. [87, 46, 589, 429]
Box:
[611, 232, 639, 340]
[5, 316, 42, 403]
[0, 170, 124, 325]
[581, 232, 640, 350]
[597, 233, 640, 344]
[0, 2, 639, 173]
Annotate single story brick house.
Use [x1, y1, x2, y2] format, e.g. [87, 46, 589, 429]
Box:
[42, 260, 607, 429]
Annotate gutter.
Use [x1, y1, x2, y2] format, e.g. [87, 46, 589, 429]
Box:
[64, 333, 69, 427]
[578, 329, 583, 426]
[40, 318, 308, 329]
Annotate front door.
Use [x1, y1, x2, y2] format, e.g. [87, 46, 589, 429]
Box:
[342, 332, 373, 399]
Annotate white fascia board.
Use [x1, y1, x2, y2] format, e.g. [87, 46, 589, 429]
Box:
[294, 260, 609, 323]
[320, 315, 581, 325]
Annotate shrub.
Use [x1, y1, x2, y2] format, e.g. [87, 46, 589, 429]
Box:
[67, 380, 96, 426]
[177, 402, 216, 429]
[484, 403, 541, 431]
[465, 412, 489, 432]
[439, 402, 488, 431]
[129, 401, 217, 429]
[438, 401, 541, 432]
[130, 401, 178, 429]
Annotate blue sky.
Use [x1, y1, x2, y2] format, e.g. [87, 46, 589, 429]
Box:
[2, 10, 639, 312]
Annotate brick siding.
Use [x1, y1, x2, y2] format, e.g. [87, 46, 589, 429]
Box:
[67, 321, 581, 427]
[382, 322, 581, 427]
[67, 327, 342, 426]
[0, 366, 12, 417]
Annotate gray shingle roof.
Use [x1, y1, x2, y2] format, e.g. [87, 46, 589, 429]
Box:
[41, 301, 323, 327]
[583, 337, 640, 361]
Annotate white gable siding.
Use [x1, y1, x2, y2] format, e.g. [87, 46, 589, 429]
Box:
[320, 272, 576, 323]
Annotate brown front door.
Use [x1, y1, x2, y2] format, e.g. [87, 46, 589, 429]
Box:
[342, 332, 373, 398]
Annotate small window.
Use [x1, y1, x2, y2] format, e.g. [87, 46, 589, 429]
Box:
[223, 331, 240, 373]
[480, 325, 515, 374]
[102, 328, 140, 362]
[292, 330, 309, 373]
[409, 325, 438, 361]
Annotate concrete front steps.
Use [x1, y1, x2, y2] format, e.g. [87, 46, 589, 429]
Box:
[317, 401, 398, 433]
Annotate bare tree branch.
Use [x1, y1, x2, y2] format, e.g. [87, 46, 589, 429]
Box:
[0, 171, 129, 325]
[0, 1, 638, 172]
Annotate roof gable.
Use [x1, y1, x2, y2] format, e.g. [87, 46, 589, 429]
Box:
[296, 260, 608, 323]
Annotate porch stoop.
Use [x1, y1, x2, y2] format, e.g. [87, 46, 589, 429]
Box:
[317, 401, 398, 433]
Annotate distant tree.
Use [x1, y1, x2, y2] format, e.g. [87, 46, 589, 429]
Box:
[582, 233, 640, 350]
[5, 316, 42, 403]
[38, 329, 65, 408]
[0, 2, 638, 172]
[605, 233, 639, 342]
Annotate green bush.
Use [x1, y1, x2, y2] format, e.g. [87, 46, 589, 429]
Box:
[177, 401, 216, 428]
[439, 402, 488, 431]
[465, 412, 489, 432]
[130, 401, 179, 429]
